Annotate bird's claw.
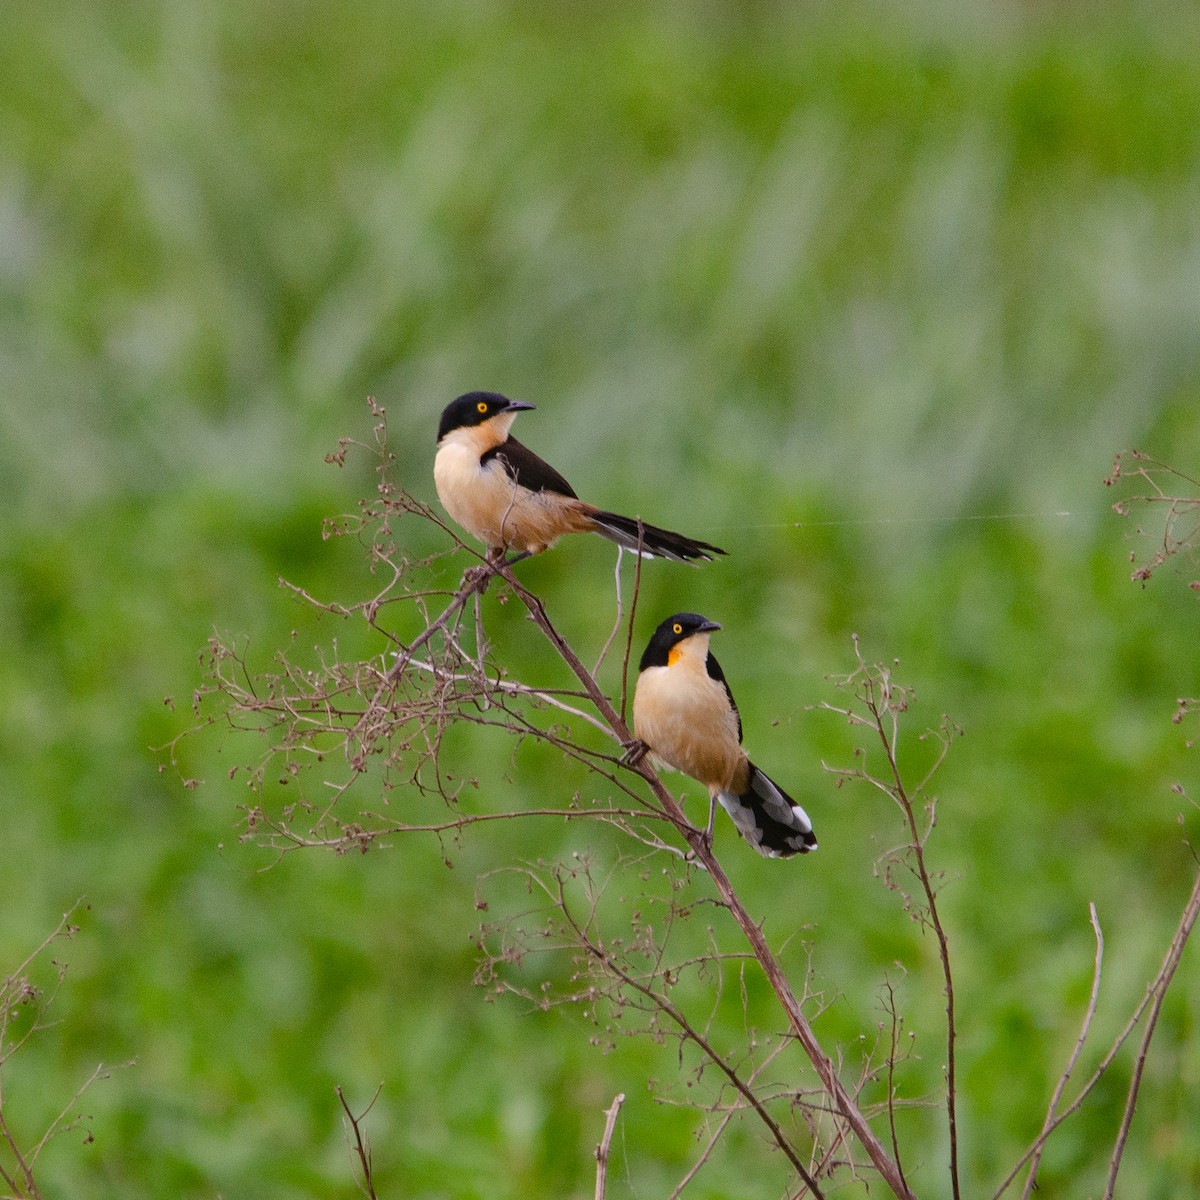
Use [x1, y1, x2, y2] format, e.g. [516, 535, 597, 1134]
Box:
[463, 563, 494, 591]
[682, 830, 713, 868]
[621, 738, 650, 766]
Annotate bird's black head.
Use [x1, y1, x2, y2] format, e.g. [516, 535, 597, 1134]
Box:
[437, 391, 536, 442]
[639, 612, 722, 671]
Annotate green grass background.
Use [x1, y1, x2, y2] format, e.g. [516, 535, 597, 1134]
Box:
[3, 1, 1200, 1196]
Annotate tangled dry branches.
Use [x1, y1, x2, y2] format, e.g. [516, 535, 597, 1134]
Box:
[173, 411, 1200, 1197]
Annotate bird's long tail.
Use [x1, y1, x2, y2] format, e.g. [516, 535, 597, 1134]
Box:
[587, 509, 726, 564]
[717, 763, 817, 858]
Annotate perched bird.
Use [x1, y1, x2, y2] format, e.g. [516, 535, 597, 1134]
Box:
[434, 391, 725, 563]
[632, 613, 816, 858]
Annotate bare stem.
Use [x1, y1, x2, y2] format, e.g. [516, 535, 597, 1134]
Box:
[1103, 868, 1200, 1199]
[338, 1084, 382, 1200]
[1020, 904, 1104, 1199]
[0, 1102, 39, 1199]
[557, 878, 824, 1198]
[993, 866, 1200, 1198]
[593, 1092, 625, 1200]
[855, 655, 958, 1200]
[882, 979, 911, 1198]
[592, 549, 626, 677]
[618, 522, 645, 727]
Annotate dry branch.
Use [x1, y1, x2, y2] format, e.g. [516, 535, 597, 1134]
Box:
[593, 1092, 625, 1200]
[338, 1084, 382, 1200]
[819, 641, 959, 1200]
[186, 416, 1200, 1198]
[0, 908, 123, 1200]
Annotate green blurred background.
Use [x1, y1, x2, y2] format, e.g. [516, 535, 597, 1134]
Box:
[3, 1, 1199, 1196]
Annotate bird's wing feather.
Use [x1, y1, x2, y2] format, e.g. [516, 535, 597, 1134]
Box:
[481, 437, 578, 499]
[705, 652, 742, 743]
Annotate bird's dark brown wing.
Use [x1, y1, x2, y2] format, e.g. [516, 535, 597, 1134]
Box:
[705, 652, 743, 743]
[481, 437, 578, 499]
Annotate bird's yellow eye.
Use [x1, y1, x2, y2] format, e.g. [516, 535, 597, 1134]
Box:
[476, 401, 489, 414]
[672, 623, 683, 635]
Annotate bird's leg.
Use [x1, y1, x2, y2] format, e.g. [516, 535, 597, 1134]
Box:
[681, 797, 716, 865]
[621, 738, 650, 766]
[504, 549, 532, 567]
[703, 794, 717, 849]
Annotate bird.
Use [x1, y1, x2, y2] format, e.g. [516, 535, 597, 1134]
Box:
[434, 391, 726, 564]
[631, 612, 816, 858]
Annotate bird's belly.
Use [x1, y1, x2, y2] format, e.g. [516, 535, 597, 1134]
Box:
[634, 671, 741, 792]
[434, 447, 581, 553]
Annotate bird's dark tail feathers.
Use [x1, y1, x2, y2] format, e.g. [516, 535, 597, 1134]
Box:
[717, 763, 817, 858]
[587, 509, 726, 564]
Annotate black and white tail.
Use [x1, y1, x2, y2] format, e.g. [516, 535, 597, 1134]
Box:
[718, 763, 817, 858]
[588, 509, 726, 564]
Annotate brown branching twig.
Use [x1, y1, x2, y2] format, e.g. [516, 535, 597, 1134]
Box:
[1103, 866, 1200, 1199]
[593, 1092, 625, 1200]
[992, 870, 1200, 1198]
[338, 1084, 382, 1200]
[880, 978, 912, 1199]
[819, 638, 960, 1200]
[0, 907, 124, 1200]
[547, 867, 825, 1197]
[187, 412, 1200, 1199]
[618, 522, 645, 726]
[667, 1038, 795, 1199]
[1105, 450, 1200, 589]
[188, 410, 914, 1196]
[1019, 904, 1104, 1199]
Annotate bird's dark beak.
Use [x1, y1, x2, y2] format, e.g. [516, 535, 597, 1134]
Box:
[503, 399, 536, 412]
[697, 619, 722, 634]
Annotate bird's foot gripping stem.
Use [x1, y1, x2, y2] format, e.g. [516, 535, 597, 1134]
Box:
[462, 562, 496, 591]
[621, 738, 650, 767]
[464, 548, 532, 591]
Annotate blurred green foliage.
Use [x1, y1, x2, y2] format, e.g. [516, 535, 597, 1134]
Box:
[2, 1, 1199, 1196]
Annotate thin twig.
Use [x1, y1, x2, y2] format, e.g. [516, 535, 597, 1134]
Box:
[473, 588, 488, 677]
[271, 806, 663, 850]
[668, 1038, 794, 1200]
[0, 904, 91, 1200]
[669, 1108, 738, 1200]
[557, 878, 825, 1199]
[0, 1103, 39, 1199]
[858, 652, 959, 1200]
[27, 1061, 126, 1166]
[1103, 868, 1200, 1199]
[404, 656, 618, 738]
[881, 979, 910, 1198]
[619, 521, 645, 725]
[338, 1084, 382, 1200]
[594, 1092, 625, 1200]
[1020, 903, 1104, 1199]
[993, 866, 1200, 1198]
[383, 563, 493, 681]
[593, 549, 626, 677]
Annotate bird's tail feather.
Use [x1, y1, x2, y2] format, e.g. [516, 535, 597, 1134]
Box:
[717, 763, 817, 858]
[587, 509, 725, 563]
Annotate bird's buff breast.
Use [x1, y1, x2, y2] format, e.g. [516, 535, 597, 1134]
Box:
[434, 441, 583, 553]
[633, 665, 742, 792]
